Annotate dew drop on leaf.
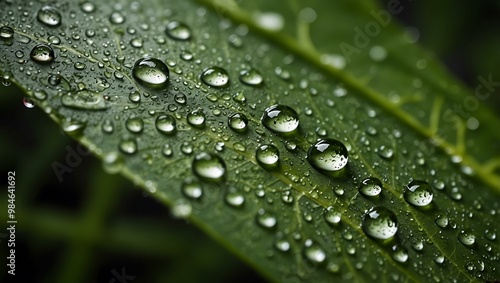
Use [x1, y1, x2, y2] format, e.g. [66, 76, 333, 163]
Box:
[362, 206, 398, 240]
[434, 215, 449, 228]
[61, 90, 107, 110]
[255, 144, 280, 169]
[377, 145, 394, 160]
[323, 206, 341, 226]
[392, 244, 409, 263]
[109, 12, 125, 24]
[192, 152, 226, 182]
[228, 113, 248, 132]
[187, 109, 206, 128]
[101, 120, 114, 134]
[171, 199, 192, 219]
[102, 152, 124, 174]
[182, 178, 203, 199]
[125, 117, 144, 133]
[119, 138, 138, 155]
[307, 139, 348, 172]
[165, 21, 191, 40]
[30, 44, 55, 64]
[132, 58, 169, 89]
[80, 2, 95, 13]
[162, 144, 173, 157]
[404, 180, 433, 207]
[200, 66, 229, 87]
[458, 230, 476, 246]
[155, 114, 176, 135]
[225, 191, 245, 208]
[22, 97, 35, 108]
[303, 239, 326, 264]
[274, 239, 290, 252]
[261, 104, 299, 134]
[256, 208, 277, 229]
[239, 68, 263, 86]
[62, 120, 86, 136]
[359, 177, 383, 197]
[0, 26, 14, 40]
[37, 6, 61, 27]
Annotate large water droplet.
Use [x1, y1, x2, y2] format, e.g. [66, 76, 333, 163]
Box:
[435, 215, 449, 228]
[125, 117, 144, 133]
[392, 245, 409, 263]
[323, 206, 341, 226]
[30, 44, 55, 64]
[458, 230, 476, 246]
[256, 208, 277, 229]
[61, 90, 108, 110]
[362, 206, 398, 240]
[192, 152, 226, 182]
[80, 2, 95, 13]
[225, 190, 245, 208]
[119, 138, 138, 154]
[200, 67, 229, 87]
[239, 68, 263, 86]
[182, 178, 203, 200]
[37, 6, 62, 27]
[307, 139, 348, 172]
[0, 26, 14, 40]
[132, 58, 169, 89]
[109, 12, 125, 24]
[187, 109, 206, 128]
[303, 239, 326, 264]
[404, 180, 433, 207]
[228, 113, 248, 133]
[359, 177, 383, 197]
[261, 104, 299, 134]
[155, 114, 176, 135]
[165, 21, 191, 40]
[275, 239, 290, 252]
[255, 144, 280, 169]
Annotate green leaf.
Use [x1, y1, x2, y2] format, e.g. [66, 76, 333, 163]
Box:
[1, 0, 499, 282]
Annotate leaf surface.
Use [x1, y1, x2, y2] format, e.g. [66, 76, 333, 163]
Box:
[1, 0, 499, 281]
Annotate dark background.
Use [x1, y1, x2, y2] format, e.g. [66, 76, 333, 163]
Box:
[1, 1, 499, 282]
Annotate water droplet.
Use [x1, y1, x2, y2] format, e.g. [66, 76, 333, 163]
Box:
[132, 58, 169, 89]
[119, 138, 138, 154]
[239, 68, 263, 86]
[171, 199, 192, 219]
[165, 21, 191, 40]
[323, 206, 341, 225]
[62, 120, 86, 136]
[435, 215, 449, 228]
[434, 254, 445, 265]
[109, 12, 125, 24]
[275, 239, 290, 252]
[130, 38, 143, 48]
[255, 144, 280, 169]
[37, 6, 61, 27]
[162, 144, 173, 157]
[155, 114, 176, 135]
[61, 90, 107, 110]
[392, 245, 409, 263]
[256, 208, 277, 229]
[180, 142, 193, 155]
[412, 240, 424, 251]
[458, 230, 476, 246]
[33, 90, 47, 101]
[182, 178, 203, 199]
[484, 229, 496, 241]
[102, 152, 124, 174]
[192, 152, 226, 182]
[404, 180, 433, 207]
[359, 177, 383, 197]
[307, 139, 348, 172]
[0, 26, 14, 40]
[225, 190, 245, 208]
[377, 145, 394, 160]
[200, 67, 229, 87]
[30, 44, 55, 64]
[125, 117, 144, 133]
[80, 2, 95, 13]
[174, 93, 187, 104]
[102, 120, 114, 133]
[180, 50, 193, 61]
[22, 97, 35, 108]
[362, 206, 398, 240]
[303, 240, 326, 264]
[261, 104, 299, 134]
[228, 113, 248, 132]
[187, 109, 206, 128]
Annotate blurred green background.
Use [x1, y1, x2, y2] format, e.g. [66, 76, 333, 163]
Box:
[1, 0, 499, 282]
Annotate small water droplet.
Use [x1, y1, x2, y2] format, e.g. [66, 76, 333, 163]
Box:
[37, 6, 61, 27]
[0, 26, 14, 40]
[119, 138, 138, 154]
[255, 144, 280, 169]
[165, 21, 191, 40]
[458, 230, 476, 246]
[404, 180, 433, 207]
[307, 139, 348, 172]
[174, 93, 187, 104]
[377, 145, 394, 160]
[171, 199, 192, 219]
[22, 97, 35, 108]
[435, 215, 449, 228]
[109, 12, 125, 24]
[162, 144, 173, 157]
[362, 206, 398, 240]
[228, 113, 248, 133]
[303, 240, 326, 264]
[192, 152, 226, 182]
[261, 104, 299, 134]
[256, 208, 277, 229]
[412, 240, 424, 251]
[62, 120, 86, 136]
[33, 90, 47, 101]
[182, 178, 203, 199]
[239, 68, 263, 86]
[102, 120, 114, 133]
[359, 177, 383, 197]
[155, 114, 176, 135]
[80, 2, 95, 13]
[200, 67, 229, 87]
[102, 152, 124, 174]
[130, 37, 143, 48]
[392, 245, 409, 263]
[180, 50, 193, 61]
[187, 109, 206, 128]
[61, 90, 107, 110]
[132, 58, 169, 89]
[484, 229, 496, 241]
[125, 117, 144, 133]
[225, 190, 245, 208]
[275, 239, 290, 252]
[30, 44, 55, 64]
[323, 206, 341, 226]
